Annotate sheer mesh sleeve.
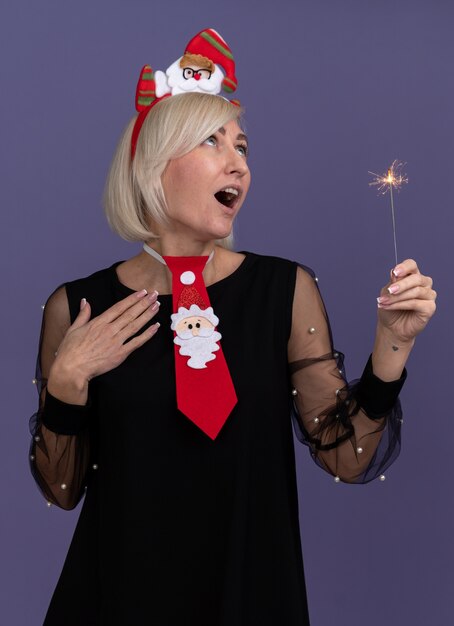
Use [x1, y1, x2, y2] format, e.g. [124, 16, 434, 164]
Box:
[29, 286, 91, 510]
[288, 265, 406, 484]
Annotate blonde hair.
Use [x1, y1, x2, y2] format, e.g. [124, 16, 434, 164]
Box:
[103, 93, 243, 246]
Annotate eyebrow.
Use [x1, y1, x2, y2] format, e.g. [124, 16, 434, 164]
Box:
[217, 126, 248, 143]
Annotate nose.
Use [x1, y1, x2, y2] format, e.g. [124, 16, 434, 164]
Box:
[224, 144, 249, 177]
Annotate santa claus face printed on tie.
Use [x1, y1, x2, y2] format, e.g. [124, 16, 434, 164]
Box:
[171, 304, 222, 369]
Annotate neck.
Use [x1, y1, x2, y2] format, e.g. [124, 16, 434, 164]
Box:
[141, 239, 225, 290]
[145, 236, 216, 259]
[143, 243, 215, 266]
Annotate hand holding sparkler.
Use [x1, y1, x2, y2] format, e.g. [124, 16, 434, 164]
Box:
[369, 160, 408, 266]
[366, 161, 436, 381]
[371, 258, 437, 382]
[376, 259, 436, 342]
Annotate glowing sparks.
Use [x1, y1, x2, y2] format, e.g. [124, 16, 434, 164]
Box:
[368, 160, 408, 265]
[368, 160, 408, 195]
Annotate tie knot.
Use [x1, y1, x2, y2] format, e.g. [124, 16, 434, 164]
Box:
[163, 255, 209, 278]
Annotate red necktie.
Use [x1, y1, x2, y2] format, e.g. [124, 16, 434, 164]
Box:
[163, 255, 237, 440]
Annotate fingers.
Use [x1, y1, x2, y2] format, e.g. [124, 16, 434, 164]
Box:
[388, 259, 420, 290]
[70, 298, 92, 330]
[96, 289, 153, 325]
[381, 272, 433, 297]
[381, 259, 434, 294]
[117, 299, 161, 342]
[392, 259, 419, 278]
[378, 285, 437, 307]
[378, 259, 436, 312]
[110, 291, 159, 335]
[52, 288, 162, 385]
[121, 321, 161, 356]
[377, 297, 437, 315]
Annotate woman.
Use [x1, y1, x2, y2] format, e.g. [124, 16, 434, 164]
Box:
[29, 33, 436, 626]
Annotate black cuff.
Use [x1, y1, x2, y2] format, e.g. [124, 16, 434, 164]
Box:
[41, 391, 91, 435]
[356, 354, 407, 419]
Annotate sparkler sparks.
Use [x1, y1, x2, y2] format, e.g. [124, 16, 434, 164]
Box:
[369, 160, 408, 195]
[368, 160, 408, 265]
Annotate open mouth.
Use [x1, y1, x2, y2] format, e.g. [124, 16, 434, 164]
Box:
[214, 187, 240, 209]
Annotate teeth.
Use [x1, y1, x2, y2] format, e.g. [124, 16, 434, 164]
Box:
[222, 187, 239, 196]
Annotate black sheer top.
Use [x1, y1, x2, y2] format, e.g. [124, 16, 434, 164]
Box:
[29, 252, 405, 625]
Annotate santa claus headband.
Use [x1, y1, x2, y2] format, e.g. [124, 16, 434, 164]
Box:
[131, 28, 239, 160]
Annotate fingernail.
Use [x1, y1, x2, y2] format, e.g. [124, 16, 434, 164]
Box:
[147, 292, 159, 303]
[377, 296, 389, 304]
[387, 284, 400, 294]
[137, 289, 148, 297]
[392, 268, 402, 277]
[80, 298, 87, 310]
[151, 301, 160, 311]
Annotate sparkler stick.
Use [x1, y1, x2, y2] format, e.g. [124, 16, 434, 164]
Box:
[368, 160, 408, 266]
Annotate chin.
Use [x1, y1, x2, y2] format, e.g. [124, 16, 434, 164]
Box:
[200, 230, 232, 244]
[203, 219, 234, 241]
[217, 233, 234, 248]
[212, 225, 234, 241]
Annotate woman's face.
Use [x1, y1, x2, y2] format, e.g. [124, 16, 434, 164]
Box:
[160, 118, 251, 242]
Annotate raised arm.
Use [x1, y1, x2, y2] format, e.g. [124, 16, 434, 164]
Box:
[29, 286, 91, 510]
[29, 285, 161, 509]
[288, 260, 435, 484]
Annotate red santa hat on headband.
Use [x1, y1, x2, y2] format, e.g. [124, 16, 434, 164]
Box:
[184, 28, 238, 93]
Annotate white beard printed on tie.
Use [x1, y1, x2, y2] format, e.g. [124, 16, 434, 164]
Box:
[142, 244, 222, 370]
[171, 304, 222, 369]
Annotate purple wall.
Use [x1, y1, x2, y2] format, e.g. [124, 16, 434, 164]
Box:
[2, 1, 452, 623]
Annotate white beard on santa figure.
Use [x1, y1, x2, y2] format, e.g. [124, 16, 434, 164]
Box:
[154, 58, 224, 97]
[174, 331, 222, 369]
[171, 305, 222, 369]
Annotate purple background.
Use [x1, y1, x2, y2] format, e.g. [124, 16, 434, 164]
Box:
[1, 1, 452, 624]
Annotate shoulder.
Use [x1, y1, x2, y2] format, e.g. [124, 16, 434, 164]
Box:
[240, 253, 322, 311]
[241, 250, 298, 273]
[58, 262, 122, 323]
[43, 285, 71, 336]
[239, 252, 300, 318]
[41, 262, 122, 334]
[295, 263, 319, 290]
[64, 263, 120, 292]
[241, 251, 315, 287]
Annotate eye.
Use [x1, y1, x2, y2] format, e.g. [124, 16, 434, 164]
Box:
[236, 143, 248, 157]
[203, 135, 217, 147]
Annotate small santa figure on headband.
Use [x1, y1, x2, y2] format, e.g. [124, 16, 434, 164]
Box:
[154, 28, 238, 98]
[132, 28, 239, 159]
